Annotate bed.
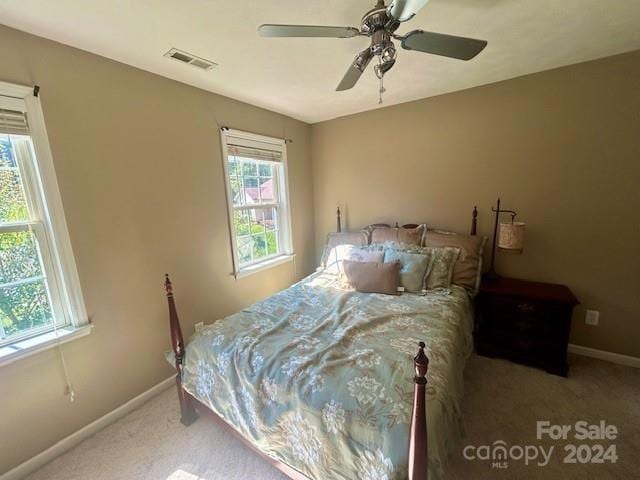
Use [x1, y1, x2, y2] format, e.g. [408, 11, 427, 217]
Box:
[165, 207, 480, 480]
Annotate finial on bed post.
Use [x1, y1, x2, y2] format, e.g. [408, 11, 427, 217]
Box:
[164, 274, 198, 426]
[414, 341, 429, 380]
[470, 206, 478, 236]
[164, 273, 173, 295]
[336, 206, 342, 233]
[408, 341, 429, 480]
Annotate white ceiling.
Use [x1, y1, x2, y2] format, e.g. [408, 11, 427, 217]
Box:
[1, 0, 639, 123]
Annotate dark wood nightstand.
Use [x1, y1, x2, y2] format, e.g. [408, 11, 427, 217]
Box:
[475, 277, 579, 376]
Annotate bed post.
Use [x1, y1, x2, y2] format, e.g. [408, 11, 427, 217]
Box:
[470, 206, 478, 236]
[165, 274, 198, 426]
[336, 206, 342, 233]
[408, 342, 429, 480]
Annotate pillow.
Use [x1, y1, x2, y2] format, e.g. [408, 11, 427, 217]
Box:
[370, 224, 426, 246]
[321, 231, 369, 267]
[383, 248, 432, 293]
[425, 231, 487, 295]
[343, 260, 401, 295]
[424, 247, 460, 289]
[325, 245, 384, 275]
[347, 247, 385, 263]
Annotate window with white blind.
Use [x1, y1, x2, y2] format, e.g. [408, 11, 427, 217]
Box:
[0, 81, 87, 362]
[221, 129, 293, 277]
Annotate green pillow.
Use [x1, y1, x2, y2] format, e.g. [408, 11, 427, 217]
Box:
[382, 242, 460, 290]
[424, 246, 460, 289]
[383, 249, 432, 293]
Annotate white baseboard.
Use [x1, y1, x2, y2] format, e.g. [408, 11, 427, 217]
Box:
[1, 376, 175, 480]
[568, 344, 640, 368]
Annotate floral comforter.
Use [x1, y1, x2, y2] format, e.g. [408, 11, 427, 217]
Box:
[177, 271, 474, 480]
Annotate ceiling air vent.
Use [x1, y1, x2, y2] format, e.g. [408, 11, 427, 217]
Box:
[164, 48, 217, 70]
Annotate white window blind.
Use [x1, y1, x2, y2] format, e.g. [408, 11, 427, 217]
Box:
[0, 95, 29, 136]
[0, 108, 29, 136]
[227, 144, 283, 163]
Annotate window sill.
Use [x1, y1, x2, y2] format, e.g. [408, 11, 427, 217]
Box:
[0, 324, 93, 368]
[234, 254, 295, 279]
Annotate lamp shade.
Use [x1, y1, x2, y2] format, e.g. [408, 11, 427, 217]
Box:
[498, 222, 526, 252]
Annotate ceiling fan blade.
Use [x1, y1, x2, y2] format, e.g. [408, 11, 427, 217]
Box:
[336, 49, 373, 91]
[401, 30, 487, 60]
[387, 0, 430, 22]
[259, 24, 360, 38]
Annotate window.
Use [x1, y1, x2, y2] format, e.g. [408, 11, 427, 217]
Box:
[0, 81, 87, 358]
[221, 129, 293, 276]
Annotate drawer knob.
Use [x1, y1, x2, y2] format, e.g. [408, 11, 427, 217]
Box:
[517, 303, 534, 313]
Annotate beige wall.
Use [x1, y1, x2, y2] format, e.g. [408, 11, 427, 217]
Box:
[0, 25, 314, 473]
[312, 50, 640, 359]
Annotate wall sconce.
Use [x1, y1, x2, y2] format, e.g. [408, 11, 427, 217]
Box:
[485, 197, 526, 280]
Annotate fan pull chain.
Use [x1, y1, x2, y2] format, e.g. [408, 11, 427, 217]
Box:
[377, 57, 386, 104]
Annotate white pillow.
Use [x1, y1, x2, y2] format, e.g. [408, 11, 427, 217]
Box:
[325, 245, 384, 275]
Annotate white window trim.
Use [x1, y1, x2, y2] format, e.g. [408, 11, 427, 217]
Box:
[234, 253, 295, 279]
[0, 324, 92, 367]
[0, 81, 88, 362]
[220, 128, 294, 278]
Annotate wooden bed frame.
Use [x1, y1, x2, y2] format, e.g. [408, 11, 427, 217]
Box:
[165, 206, 479, 480]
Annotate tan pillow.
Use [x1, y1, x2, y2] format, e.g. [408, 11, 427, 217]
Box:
[425, 231, 487, 294]
[343, 260, 401, 295]
[370, 224, 425, 246]
[321, 231, 369, 266]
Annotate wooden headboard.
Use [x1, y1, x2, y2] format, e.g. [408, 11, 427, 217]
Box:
[336, 206, 478, 236]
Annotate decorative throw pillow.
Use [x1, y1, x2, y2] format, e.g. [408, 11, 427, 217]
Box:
[321, 231, 369, 267]
[325, 245, 384, 275]
[370, 224, 426, 246]
[383, 248, 432, 293]
[347, 248, 385, 263]
[424, 247, 460, 289]
[343, 260, 401, 295]
[425, 231, 487, 295]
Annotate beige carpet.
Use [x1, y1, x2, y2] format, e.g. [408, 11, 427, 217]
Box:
[24, 354, 640, 480]
[447, 354, 640, 480]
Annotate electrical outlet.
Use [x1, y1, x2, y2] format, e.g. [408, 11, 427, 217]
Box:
[585, 310, 600, 326]
[194, 321, 204, 332]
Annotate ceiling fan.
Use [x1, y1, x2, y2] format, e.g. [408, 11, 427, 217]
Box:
[259, 0, 487, 101]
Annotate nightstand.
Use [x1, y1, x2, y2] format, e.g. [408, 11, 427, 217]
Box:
[475, 277, 579, 376]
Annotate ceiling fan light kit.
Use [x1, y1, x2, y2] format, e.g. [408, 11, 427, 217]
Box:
[258, 0, 487, 102]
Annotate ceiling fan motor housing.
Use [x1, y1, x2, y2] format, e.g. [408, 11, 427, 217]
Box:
[361, 3, 400, 35]
[362, 3, 400, 76]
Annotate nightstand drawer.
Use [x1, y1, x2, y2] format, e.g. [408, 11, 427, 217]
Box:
[482, 296, 565, 336]
[490, 329, 564, 353]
